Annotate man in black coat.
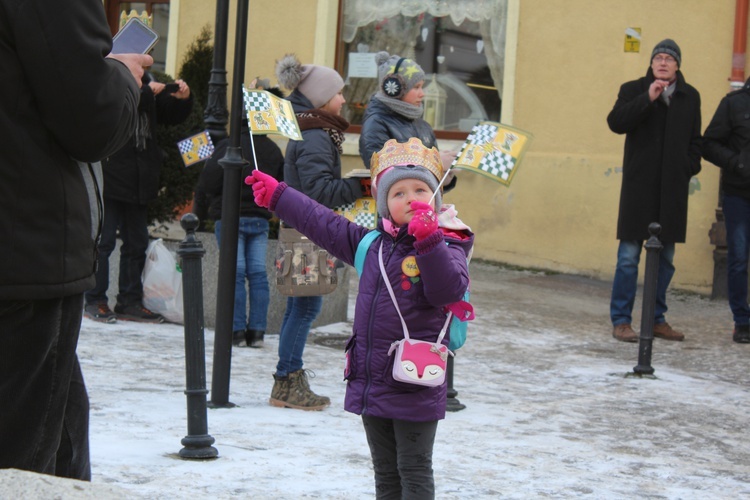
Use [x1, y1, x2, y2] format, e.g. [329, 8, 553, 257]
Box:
[84, 74, 193, 323]
[606, 39, 702, 343]
[0, 0, 151, 479]
[702, 78, 750, 344]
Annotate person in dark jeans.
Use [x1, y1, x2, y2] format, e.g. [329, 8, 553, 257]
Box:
[84, 73, 193, 323]
[606, 39, 701, 343]
[702, 77, 750, 343]
[194, 88, 284, 347]
[0, 0, 150, 479]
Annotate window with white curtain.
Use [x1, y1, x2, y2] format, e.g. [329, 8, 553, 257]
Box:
[338, 0, 508, 135]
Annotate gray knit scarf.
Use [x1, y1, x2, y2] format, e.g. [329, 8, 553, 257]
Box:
[372, 92, 424, 120]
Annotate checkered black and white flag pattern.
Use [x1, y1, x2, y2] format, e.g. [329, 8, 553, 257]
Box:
[477, 151, 516, 182]
[244, 90, 271, 112]
[451, 121, 532, 187]
[467, 123, 498, 146]
[243, 88, 302, 141]
[353, 211, 376, 228]
[334, 199, 377, 229]
[176, 130, 214, 167]
[177, 138, 214, 159]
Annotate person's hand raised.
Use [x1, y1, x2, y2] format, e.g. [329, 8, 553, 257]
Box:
[244, 170, 279, 208]
[172, 79, 191, 100]
[648, 79, 670, 102]
[407, 201, 439, 241]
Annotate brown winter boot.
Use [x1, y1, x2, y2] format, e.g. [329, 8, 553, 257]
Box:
[653, 322, 684, 341]
[612, 323, 638, 343]
[269, 369, 330, 411]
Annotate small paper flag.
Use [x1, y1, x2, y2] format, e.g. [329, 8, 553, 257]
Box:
[334, 197, 377, 229]
[451, 121, 533, 186]
[177, 130, 214, 167]
[243, 88, 302, 141]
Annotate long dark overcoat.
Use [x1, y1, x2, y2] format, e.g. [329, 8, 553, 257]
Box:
[607, 68, 702, 243]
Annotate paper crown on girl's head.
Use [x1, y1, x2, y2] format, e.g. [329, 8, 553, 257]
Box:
[370, 138, 443, 185]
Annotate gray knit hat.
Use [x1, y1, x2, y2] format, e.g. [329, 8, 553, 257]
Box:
[371, 138, 444, 220]
[651, 39, 681, 67]
[275, 54, 344, 108]
[375, 165, 442, 220]
[376, 51, 425, 99]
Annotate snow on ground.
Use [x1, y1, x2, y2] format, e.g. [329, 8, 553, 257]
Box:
[75, 264, 750, 499]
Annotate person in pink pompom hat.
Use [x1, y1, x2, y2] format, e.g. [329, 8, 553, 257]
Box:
[264, 54, 366, 411]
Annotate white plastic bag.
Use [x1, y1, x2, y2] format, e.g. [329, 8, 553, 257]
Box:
[142, 238, 184, 324]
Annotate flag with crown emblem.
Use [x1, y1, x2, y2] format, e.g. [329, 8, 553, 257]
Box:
[176, 130, 214, 167]
[334, 170, 376, 228]
[243, 87, 302, 141]
[450, 121, 533, 186]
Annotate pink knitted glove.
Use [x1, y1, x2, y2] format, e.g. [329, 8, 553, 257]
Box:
[244, 170, 278, 209]
[447, 299, 475, 322]
[407, 201, 439, 241]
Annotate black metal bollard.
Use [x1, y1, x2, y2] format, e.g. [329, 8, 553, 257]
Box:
[446, 356, 466, 412]
[177, 213, 218, 459]
[633, 223, 663, 376]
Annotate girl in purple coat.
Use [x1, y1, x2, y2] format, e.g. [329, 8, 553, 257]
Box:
[246, 137, 473, 498]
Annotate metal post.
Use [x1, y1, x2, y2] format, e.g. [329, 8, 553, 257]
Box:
[633, 223, 663, 376]
[210, 0, 250, 407]
[204, 0, 229, 142]
[446, 356, 466, 412]
[177, 213, 218, 459]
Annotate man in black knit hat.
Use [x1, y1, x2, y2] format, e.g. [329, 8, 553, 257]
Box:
[606, 38, 702, 343]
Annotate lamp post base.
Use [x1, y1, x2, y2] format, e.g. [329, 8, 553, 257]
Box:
[179, 434, 219, 460]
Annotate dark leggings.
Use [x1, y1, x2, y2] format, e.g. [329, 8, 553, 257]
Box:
[361, 415, 438, 500]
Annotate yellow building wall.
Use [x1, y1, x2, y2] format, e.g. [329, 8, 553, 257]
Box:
[170, 0, 747, 295]
[168, 0, 326, 98]
[495, 0, 737, 294]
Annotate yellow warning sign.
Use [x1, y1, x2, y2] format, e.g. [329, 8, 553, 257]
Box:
[625, 27, 641, 53]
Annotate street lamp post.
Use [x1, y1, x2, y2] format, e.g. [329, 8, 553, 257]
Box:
[210, 0, 251, 407]
[203, 0, 229, 142]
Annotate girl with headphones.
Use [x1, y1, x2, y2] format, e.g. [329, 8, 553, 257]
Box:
[359, 51, 457, 192]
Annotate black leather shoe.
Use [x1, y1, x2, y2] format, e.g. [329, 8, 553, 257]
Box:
[733, 324, 750, 344]
[246, 329, 265, 348]
[232, 330, 247, 347]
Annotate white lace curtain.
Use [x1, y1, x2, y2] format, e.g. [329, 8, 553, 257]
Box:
[343, 0, 507, 95]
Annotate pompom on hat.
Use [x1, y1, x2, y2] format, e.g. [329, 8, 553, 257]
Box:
[376, 51, 426, 99]
[275, 54, 344, 108]
[651, 38, 681, 67]
[370, 138, 443, 220]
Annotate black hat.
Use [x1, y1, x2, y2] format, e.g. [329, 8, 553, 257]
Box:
[651, 39, 681, 67]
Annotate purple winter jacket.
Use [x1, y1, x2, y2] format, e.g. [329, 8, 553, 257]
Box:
[270, 184, 473, 422]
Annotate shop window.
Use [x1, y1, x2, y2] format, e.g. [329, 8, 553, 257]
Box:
[106, 1, 170, 73]
[337, 0, 508, 137]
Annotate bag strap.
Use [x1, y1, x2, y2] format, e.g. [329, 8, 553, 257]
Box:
[377, 241, 452, 343]
[355, 230, 380, 278]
